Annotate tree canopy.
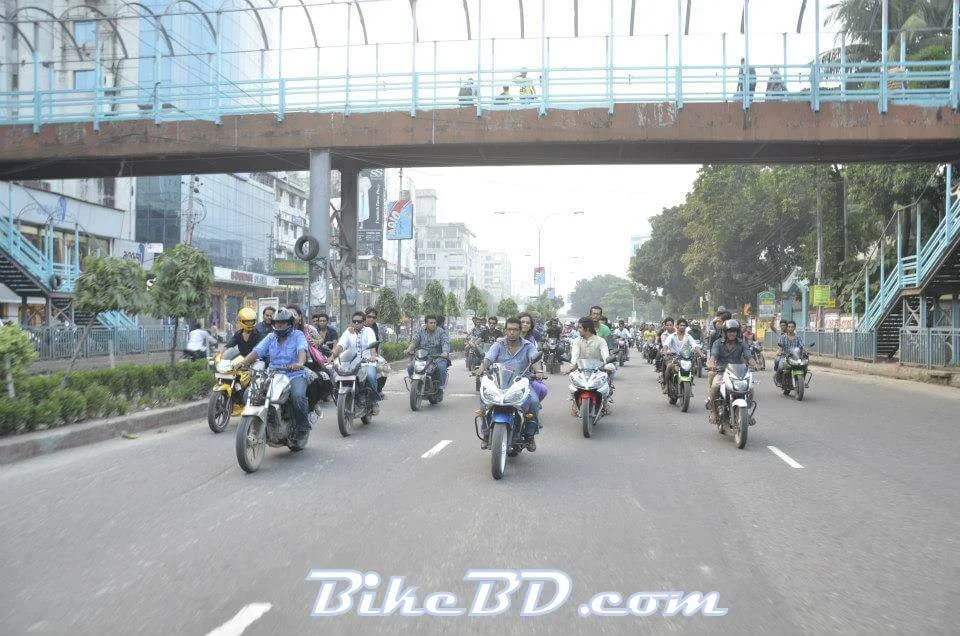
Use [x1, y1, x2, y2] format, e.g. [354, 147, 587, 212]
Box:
[496, 297, 519, 318]
[421, 281, 447, 316]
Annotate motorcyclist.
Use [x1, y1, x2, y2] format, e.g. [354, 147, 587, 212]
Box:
[775, 320, 804, 381]
[185, 322, 215, 359]
[234, 308, 311, 443]
[613, 320, 632, 360]
[467, 315, 489, 371]
[224, 307, 265, 358]
[331, 310, 382, 415]
[545, 318, 563, 339]
[656, 317, 676, 380]
[487, 316, 503, 340]
[590, 305, 611, 341]
[706, 319, 758, 426]
[567, 316, 614, 416]
[312, 312, 339, 353]
[688, 320, 703, 343]
[662, 318, 695, 394]
[404, 315, 451, 391]
[254, 306, 275, 336]
[474, 316, 544, 451]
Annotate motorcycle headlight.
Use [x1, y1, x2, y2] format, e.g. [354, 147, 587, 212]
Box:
[501, 383, 527, 405]
[414, 361, 427, 372]
[480, 384, 503, 404]
[732, 379, 750, 392]
[216, 360, 235, 373]
[788, 358, 803, 366]
[680, 360, 692, 370]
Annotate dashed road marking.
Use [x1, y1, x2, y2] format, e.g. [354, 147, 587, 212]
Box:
[206, 603, 272, 636]
[421, 440, 453, 458]
[768, 445, 804, 469]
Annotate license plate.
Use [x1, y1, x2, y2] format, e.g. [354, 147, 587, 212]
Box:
[215, 373, 234, 380]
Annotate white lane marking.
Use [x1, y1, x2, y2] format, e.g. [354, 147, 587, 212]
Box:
[767, 446, 804, 469]
[206, 603, 272, 636]
[421, 440, 453, 458]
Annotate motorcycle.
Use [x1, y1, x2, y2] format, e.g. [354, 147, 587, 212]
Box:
[207, 346, 250, 433]
[775, 345, 811, 401]
[568, 356, 617, 438]
[235, 362, 320, 473]
[475, 353, 543, 480]
[182, 348, 208, 361]
[543, 338, 565, 374]
[467, 341, 493, 392]
[711, 363, 757, 449]
[405, 349, 448, 410]
[690, 340, 705, 378]
[643, 338, 658, 364]
[751, 341, 766, 370]
[665, 346, 697, 412]
[616, 337, 629, 366]
[333, 341, 381, 437]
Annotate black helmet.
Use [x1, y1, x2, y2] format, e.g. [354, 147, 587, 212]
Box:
[723, 319, 741, 337]
[273, 307, 294, 337]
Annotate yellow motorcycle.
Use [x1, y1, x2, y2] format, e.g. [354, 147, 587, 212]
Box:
[207, 346, 250, 433]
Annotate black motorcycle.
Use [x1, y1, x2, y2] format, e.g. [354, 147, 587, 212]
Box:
[544, 338, 565, 374]
[665, 346, 697, 411]
[406, 348, 447, 411]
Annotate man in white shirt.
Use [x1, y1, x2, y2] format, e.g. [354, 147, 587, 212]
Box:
[613, 320, 632, 361]
[662, 319, 695, 393]
[330, 311, 380, 413]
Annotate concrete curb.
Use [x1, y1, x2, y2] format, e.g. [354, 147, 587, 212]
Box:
[0, 400, 206, 466]
[804, 355, 960, 389]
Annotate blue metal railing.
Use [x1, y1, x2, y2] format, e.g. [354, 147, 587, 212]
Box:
[26, 325, 189, 360]
[0, 219, 79, 293]
[900, 328, 960, 368]
[765, 329, 877, 362]
[1, 56, 958, 130]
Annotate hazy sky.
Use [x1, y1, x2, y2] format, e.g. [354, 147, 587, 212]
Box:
[401, 164, 701, 299]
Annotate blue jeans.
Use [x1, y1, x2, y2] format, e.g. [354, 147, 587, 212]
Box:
[363, 363, 380, 403]
[774, 353, 784, 372]
[523, 392, 541, 436]
[288, 374, 309, 433]
[407, 358, 449, 389]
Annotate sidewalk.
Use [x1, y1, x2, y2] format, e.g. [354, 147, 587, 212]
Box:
[804, 354, 960, 389]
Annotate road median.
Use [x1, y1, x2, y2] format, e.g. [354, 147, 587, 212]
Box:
[0, 400, 205, 466]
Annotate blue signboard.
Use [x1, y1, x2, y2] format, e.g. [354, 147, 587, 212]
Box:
[385, 199, 414, 241]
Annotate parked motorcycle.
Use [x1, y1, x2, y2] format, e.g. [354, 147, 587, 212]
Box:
[235, 362, 320, 473]
[775, 345, 811, 401]
[475, 353, 543, 480]
[333, 342, 381, 437]
[207, 346, 250, 433]
[568, 356, 617, 438]
[406, 349, 448, 410]
[711, 363, 757, 449]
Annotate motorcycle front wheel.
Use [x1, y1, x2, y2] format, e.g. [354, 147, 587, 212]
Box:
[734, 406, 749, 449]
[409, 379, 423, 411]
[680, 382, 691, 412]
[759, 352, 766, 370]
[796, 377, 805, 401]
[582, 399, 592, 438]
[491, 424, 508, 480]
[207, 391, 231, 433]
[475, 375, 481, 392]
[337, 392, 355, 437]
[236, 415, 265, 473]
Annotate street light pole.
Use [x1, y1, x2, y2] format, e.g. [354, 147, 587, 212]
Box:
[494, 209, 583, 300]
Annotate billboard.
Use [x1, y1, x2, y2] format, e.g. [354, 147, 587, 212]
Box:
[274, 258, 308, 275]
[358, 168, 385, 258]
[534, 267, 545, 285]
[386, 199, 414, 240]
[758, 290, 776, 318]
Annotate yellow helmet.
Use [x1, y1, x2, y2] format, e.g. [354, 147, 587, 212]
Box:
[238, 307, 257, 332]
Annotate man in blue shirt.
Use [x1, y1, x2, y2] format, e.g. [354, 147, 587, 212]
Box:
[235, 308, 311, 438]
[474, 317, 545, 452]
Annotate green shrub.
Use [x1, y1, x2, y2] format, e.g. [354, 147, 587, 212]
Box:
[56, 389, 87, 424]
[0, 398, 31, 437]
[85, 385, 110, 419]
[380, 342, 408, 363]
[32, 396, 62, 429]
[19, 374, 62, 405]
[450, 338, 465, 352]
[0, 323, 38, 371]
[64, 370, 95, 393]
[108, 396, 130, 417]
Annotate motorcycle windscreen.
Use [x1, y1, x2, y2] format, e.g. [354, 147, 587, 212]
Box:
[726, 363, 749, 379]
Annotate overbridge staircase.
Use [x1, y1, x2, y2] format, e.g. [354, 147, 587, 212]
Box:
[0, 220, 137, 327]
[858, 180, 960, 359]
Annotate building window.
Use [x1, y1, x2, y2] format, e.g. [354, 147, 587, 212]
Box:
[74, 20, 96, 45]
[444, 241, 459, 249]
[74, 70, 96, 90]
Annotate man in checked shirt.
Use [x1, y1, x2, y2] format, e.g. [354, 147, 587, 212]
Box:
[404, 315, 451, 389]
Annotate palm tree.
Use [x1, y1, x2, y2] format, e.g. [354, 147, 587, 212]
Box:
[825, 0, 954, 60]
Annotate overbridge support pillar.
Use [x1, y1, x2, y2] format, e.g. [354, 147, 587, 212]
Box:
[308, 150, 331, 315]
[338, 164, 360, 329]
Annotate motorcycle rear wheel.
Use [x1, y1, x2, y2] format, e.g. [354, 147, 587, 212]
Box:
[236, 415, 265, 473]
[491, 424, 508, 480]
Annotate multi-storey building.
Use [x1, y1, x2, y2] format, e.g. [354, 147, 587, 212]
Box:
[477, 251, 512, 303]
[414, 190, 477, 300]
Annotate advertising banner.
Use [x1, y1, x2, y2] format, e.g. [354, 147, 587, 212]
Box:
[534, 267, 545, 286]
[358, 168, 385, 258]
[758, 290, 776, 318]
[386, 199, 414, 240]
[811, 284, 832, 307]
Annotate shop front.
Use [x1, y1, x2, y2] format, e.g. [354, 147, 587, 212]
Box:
[209, 267, 279, 330]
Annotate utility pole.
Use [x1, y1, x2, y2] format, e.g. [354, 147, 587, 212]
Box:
[816, 169, 825, 331]
[397, 167, 404, 300]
